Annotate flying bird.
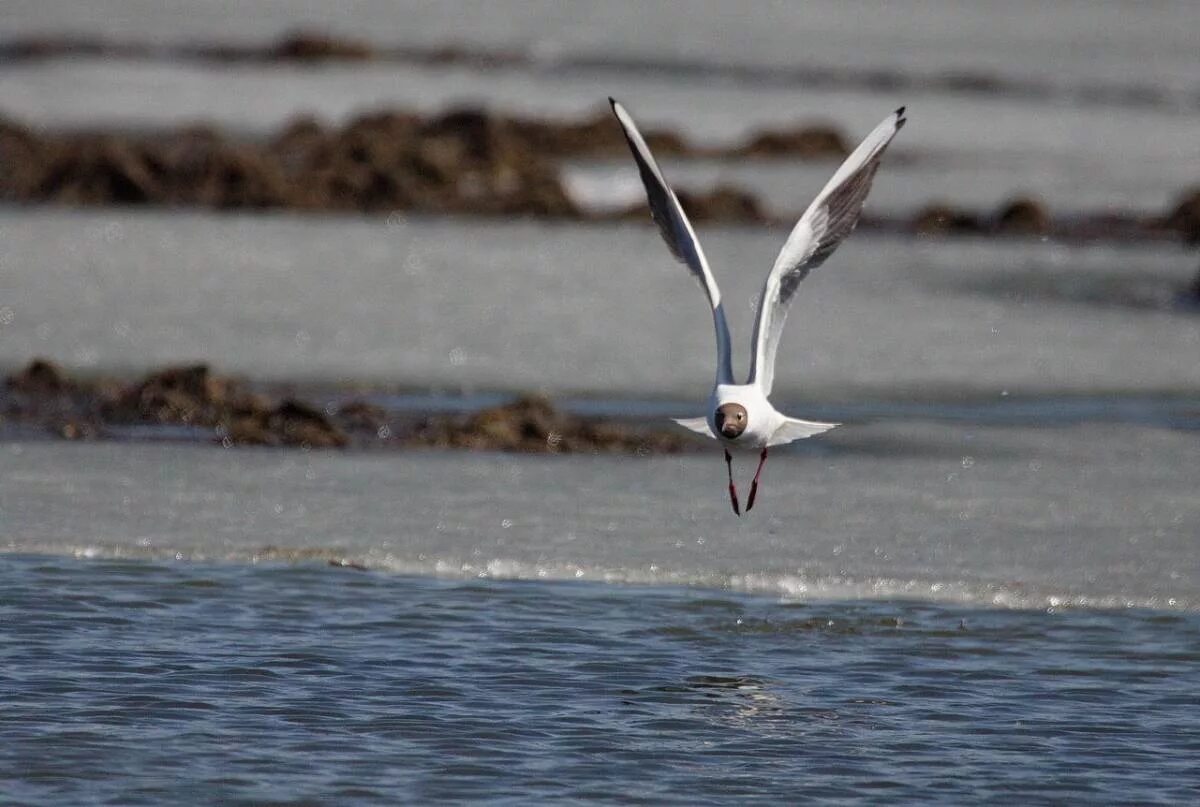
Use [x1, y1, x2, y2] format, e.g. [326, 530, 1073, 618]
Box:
[610, 98, 906, 515]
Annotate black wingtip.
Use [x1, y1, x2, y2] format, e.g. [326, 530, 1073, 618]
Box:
[609, 96, 619, 109]
[895, 105, 906, 117]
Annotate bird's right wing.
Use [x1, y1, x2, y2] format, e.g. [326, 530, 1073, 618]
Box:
[611, 98, 734, 386]
[748, 108, 906, 396]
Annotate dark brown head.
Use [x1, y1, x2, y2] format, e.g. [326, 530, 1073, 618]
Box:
[714, 403, 748, 439]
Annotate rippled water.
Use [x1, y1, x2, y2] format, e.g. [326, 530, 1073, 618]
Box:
[3, 555, 1199, 804]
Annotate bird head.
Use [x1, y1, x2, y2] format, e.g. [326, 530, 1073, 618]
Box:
[714, 403, 748, 439]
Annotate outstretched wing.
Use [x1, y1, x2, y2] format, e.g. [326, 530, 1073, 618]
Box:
[611, 98, 734, 386]
[768, 417, 839, 447]
[748, 108, 906, 395]
[672, 416, 715, 439]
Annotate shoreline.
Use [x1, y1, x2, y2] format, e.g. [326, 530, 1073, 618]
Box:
[5, 359, 1199, 452]
[1, 359, 699, 453]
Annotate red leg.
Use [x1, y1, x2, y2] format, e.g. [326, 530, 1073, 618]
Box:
[746, 447, 769, 512]
[724, 449, 741, 516]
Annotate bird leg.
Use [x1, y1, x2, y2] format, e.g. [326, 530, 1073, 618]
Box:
[724, 449, 741, 516]
[745, 447, 769, 512]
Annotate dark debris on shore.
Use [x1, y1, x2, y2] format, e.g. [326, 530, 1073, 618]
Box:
[1, 359, 696, 454]
[909, 193, 1199, 243]
[0, 104, 847, 218]
[1, 106, 1196, 245]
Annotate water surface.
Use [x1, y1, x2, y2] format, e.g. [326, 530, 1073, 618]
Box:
[2, 210, 1196, 400]
[3, 556, 1199, 804]
[3, 421, 1196, 610]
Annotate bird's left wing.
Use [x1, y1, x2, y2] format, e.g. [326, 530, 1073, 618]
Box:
[748, 108, 906, 396]
[768, 416, 839, 447]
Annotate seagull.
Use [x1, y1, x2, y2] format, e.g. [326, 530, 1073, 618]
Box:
[610, 98, 906, 515]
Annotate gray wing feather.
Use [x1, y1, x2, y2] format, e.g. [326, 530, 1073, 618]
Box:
[749, 108, 906, 395]
[611, 98, 734, 386]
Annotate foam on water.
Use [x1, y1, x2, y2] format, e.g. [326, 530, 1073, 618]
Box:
[49, 545, 1193, 613]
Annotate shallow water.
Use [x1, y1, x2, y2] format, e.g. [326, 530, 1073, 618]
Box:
[566, 151, 1190, 219]
[3, 421, 1196, 610]
[3, 555, 1199, 804]
[1, 210, 1196, 400]
[4, 0, 1198, 91]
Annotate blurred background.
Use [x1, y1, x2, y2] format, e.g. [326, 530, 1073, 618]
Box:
[0, 0, 1198, 592]
[0, 0, 1197, 403]
[3, 6, 1200, 803]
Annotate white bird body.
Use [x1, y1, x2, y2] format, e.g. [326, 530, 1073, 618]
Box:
[711, 383, 778, 448]
[610, 98, 905, 512]
[675, 384, 835, 450]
